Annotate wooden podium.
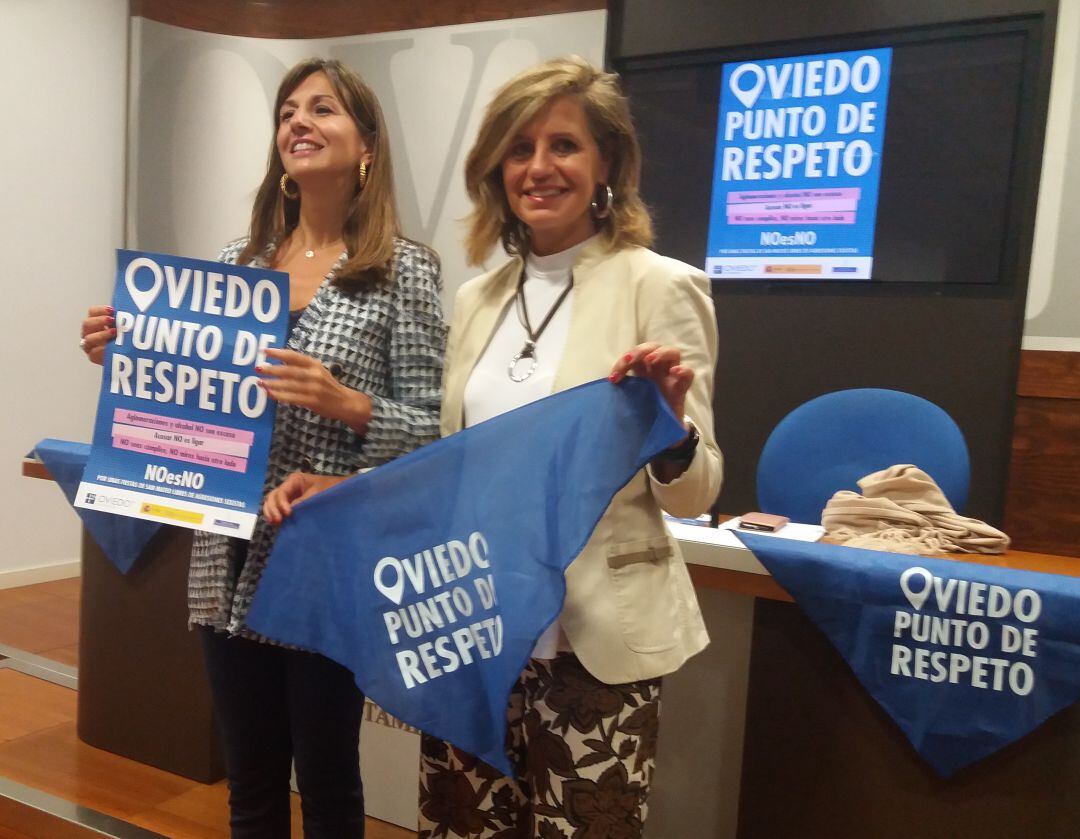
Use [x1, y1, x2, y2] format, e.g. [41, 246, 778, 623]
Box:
[24, 459, 224, 784]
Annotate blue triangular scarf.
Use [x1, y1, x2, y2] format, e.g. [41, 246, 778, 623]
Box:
[245, 378, 686, 774]
[33, 439, 162, 573]
[737, 532, 1080, 777]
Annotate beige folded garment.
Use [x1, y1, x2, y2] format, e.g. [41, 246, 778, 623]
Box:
[822, 464, 1010, 555]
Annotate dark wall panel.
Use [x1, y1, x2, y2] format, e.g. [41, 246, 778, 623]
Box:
[608, 0, 1056, 525]
[711, 293, 1020, 524]
[612, 0, 1054, 59]
[1005, 350, 1080, 556]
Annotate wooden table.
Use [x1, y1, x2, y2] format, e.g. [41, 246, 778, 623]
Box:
[685, 536, 1080, 602]
[676, 523, 1080, 839]
[22, 457, 224, 784]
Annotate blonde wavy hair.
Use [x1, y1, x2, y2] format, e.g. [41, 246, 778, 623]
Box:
[463, 56, 654, 266]
[238, 58, 401, 286]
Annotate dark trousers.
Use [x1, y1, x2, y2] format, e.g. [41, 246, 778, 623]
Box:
[200, 628, 366, 838]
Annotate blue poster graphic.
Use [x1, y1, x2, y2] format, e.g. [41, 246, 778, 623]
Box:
[706, 48, 892, 280]
[245, 378, 687, 775]
[75, 250, 288, 539]
[738, 532, 1080, 776]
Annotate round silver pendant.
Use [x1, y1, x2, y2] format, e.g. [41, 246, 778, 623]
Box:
[304, 249, 316, 258]
[508, 347, 538, 382]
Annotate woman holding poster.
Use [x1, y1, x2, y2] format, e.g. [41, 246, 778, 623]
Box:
[80, 59, 445, 837]
[266, 56, 722, 838]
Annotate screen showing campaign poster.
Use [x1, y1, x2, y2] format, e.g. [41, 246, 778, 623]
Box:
[706, 48, 892, 280]
[75, 250, 288, 539]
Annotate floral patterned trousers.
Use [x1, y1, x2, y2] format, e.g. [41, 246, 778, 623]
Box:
[418, 652, 662, 839]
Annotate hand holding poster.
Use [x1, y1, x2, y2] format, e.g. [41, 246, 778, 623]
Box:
[707, 48, 892, 279]
[76, 249, 288, 538]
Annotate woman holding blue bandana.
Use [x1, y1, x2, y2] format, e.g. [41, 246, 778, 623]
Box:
[266, 56, 721, 839]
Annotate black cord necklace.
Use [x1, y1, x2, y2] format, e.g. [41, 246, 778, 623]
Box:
[508, 266, 574, 382]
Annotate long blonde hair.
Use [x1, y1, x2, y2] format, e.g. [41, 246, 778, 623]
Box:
[238, 58, 400, 286]
[463, 56, 653, 266]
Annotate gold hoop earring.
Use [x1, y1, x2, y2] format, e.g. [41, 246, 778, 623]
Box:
[357, 161, 368, 191]
[280, 173, 300, 200]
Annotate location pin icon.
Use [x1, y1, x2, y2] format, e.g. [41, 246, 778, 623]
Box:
[729, 63, 766, 109]
[900, 567, 932, 611]
[124, 256, 164, 313]
[373, 557, 405, 605]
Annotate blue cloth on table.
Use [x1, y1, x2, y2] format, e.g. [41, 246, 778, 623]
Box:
[736, 531, 1080, 777]
[245, 378, 687, 775]
[32, 438, 163, 574]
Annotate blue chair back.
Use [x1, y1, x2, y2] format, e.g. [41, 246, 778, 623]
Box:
[756, 388, 970, 524]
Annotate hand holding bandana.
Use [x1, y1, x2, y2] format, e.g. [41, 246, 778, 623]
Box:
[246, 377, 687, 774]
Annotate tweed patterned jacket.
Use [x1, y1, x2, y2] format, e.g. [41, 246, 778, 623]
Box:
[188, 236, 446, 638]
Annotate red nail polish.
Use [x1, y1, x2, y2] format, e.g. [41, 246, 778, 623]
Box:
[609, 373, 618, 382]
[106, 306, 115, 314]
[624, 354, 633, 362]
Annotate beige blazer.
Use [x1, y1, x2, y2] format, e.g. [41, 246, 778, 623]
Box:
[442, 240, 723, 684]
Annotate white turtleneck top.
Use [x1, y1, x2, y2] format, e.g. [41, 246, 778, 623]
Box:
[462, 236, 596, 658]
[462, 237, 594, 426]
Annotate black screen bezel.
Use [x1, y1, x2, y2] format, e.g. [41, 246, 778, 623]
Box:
[614, 16, 1046, 298]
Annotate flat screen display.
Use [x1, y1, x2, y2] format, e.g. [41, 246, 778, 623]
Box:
[706, 48, 892, 280]
[620, 26, 1028, 285]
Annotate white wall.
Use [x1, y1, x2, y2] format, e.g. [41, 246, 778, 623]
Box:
[0, 0, 129, 582]
[1024, 0, 1080, 350]
[128, 11, 608, 309]
[0, 8, 605, 584]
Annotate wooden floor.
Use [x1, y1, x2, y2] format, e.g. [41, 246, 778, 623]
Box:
[0, 577, 80, 666]
[0, 577, 415, 839]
